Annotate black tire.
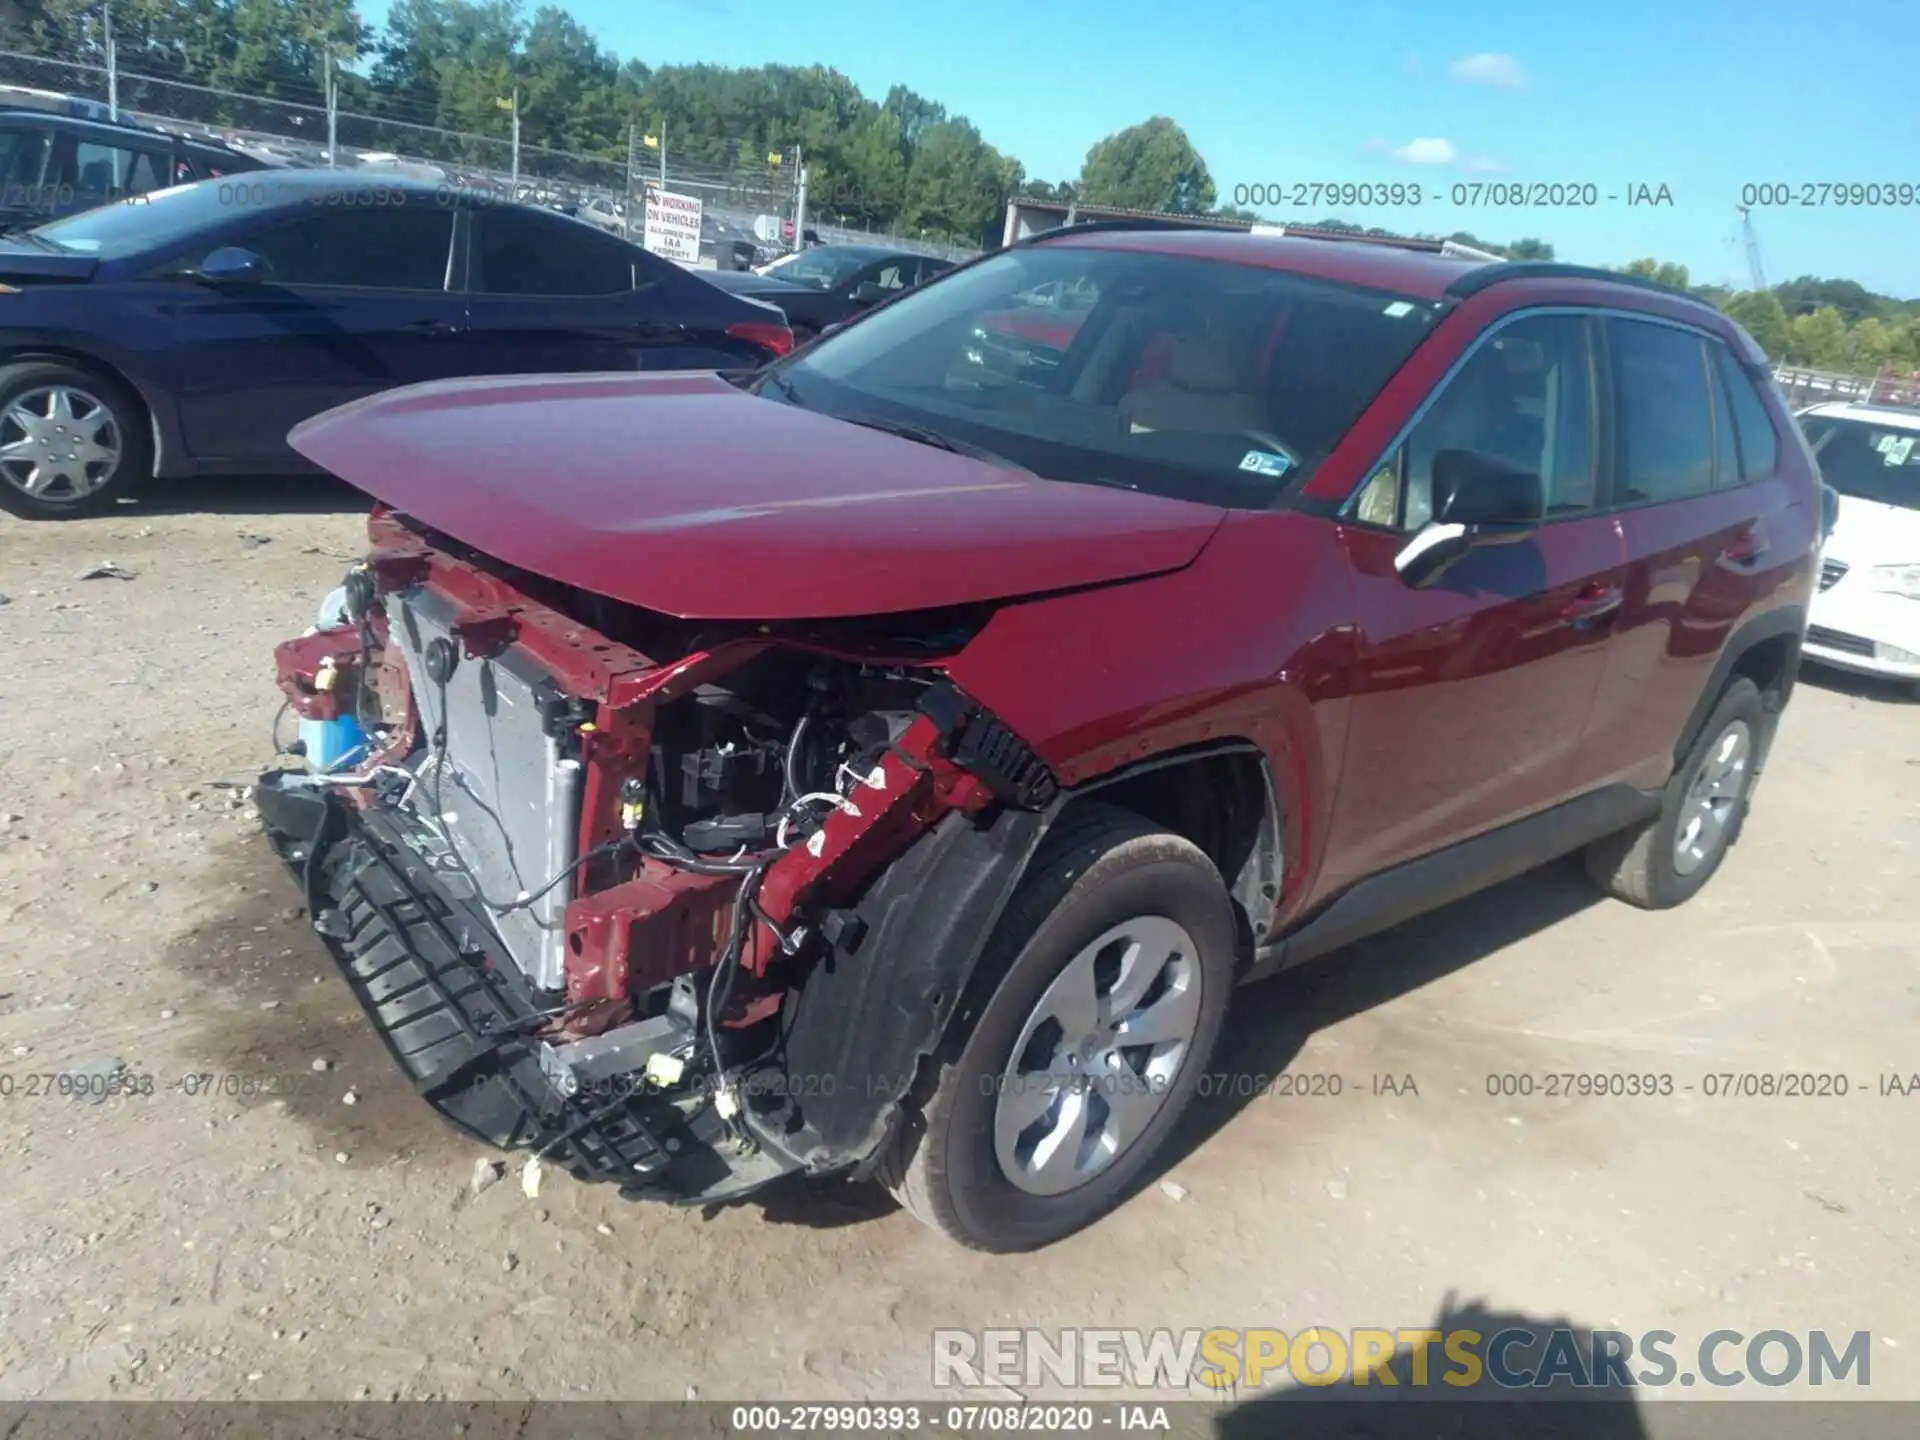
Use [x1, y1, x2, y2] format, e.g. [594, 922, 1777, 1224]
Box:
[880, 803, 1237, 1252]
[0, 359, 150, 520]
[1583, 678, 1765, 909]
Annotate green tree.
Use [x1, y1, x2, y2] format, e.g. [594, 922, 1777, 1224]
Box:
[1774, 275, 1880, 324]
[1721, 290, 1791, 360]
[1623, 257, 1691, 290]
[1506, 237, 1555, 260]
[1786, 306, 1849, 367]
[1846, 316, 1897, 371]
[1077, 117, 1215, 213]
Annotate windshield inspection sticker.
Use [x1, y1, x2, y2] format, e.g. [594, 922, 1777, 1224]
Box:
[1878, 435, 1914, 466]
[1238, 450, 1294, 478]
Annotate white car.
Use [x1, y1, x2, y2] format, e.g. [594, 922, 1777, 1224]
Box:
[1798, 401, 1920, 693]
[580, 196, 626, 235]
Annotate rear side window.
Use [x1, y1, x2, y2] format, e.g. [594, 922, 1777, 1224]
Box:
[472, 209, 635, 296]
[1608, 318, 1716, 504]
[1713, 346, 1780, 480]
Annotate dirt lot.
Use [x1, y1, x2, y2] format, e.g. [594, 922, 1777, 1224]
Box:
[2, 480, 1918, 1417]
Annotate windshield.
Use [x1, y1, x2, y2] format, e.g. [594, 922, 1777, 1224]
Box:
[27, 179, 233, 255]
[767, 248, 872, 291]
[1801, 414, 1920, 511]
[769, 243, 1443, 508]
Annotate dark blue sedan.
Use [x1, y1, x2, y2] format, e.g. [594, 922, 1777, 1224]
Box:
[0, 171, 795, 518]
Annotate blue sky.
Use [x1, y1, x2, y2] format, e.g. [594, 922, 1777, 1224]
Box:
[360, 0, 1920, 296]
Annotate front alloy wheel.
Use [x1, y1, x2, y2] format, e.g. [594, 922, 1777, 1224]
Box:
[882, 804, 1236, 1252]
[994, 916, 1202, 1197]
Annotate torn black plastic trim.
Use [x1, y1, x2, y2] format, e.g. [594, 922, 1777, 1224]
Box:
[915, 680, 1060, 810]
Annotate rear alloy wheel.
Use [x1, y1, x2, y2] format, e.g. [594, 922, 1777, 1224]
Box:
[0, 361, 149, 520]
[1584, 677, 1765, 909]
[882, 804, 1236, 1251]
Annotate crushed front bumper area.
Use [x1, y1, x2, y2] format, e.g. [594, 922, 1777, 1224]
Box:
[253, 771, 799, 1203]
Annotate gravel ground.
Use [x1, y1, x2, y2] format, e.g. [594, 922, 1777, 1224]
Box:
[2, 479, 1917, 1422]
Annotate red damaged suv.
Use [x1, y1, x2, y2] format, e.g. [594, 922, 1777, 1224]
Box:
[255, 224, 1818, 1251]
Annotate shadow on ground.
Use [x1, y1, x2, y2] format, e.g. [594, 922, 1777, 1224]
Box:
[1217, 1294, 1649, 1438]
[755, 852, 1604, 1232]
[1797, 660, 1919, 706]
[111, 473, 370, 518]
[1153, 851, 1601, 1177]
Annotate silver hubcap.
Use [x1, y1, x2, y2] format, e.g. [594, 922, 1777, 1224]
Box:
[1673, 720, 1751, 876]
[0, 386, 122, 500]
[993, 916, 1202, 1197]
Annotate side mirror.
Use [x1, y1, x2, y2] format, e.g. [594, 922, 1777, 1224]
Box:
[188, 246, 268, 284]
[850, 280, 889, 305]
[1394, 448, 1545, 588]
[818, 321, 847, 340]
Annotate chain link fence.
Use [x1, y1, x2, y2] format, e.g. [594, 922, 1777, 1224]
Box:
[1776, 366, 1920, 411]
[0, 48, 981, 263]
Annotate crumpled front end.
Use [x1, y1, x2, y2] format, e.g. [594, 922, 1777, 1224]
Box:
[256, 508, 1058, 1200]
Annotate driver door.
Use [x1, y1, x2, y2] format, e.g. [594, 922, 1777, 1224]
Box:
[161, 201, 466, 464]
[1317, 311, 1631, 896]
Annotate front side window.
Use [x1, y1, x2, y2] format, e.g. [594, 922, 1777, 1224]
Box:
[237, 205, 454, 289]
[1610, 318, 1716, 504]
[1349, 312, 1598, 530]
[472, 209, 634, 296]
[1799, 416, 1920, 511]
[775, 243, 1443, 509]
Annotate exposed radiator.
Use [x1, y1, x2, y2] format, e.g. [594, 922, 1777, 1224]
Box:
[386, 587, 580, 992]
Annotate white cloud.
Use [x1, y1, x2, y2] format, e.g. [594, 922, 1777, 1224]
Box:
[1363, 137, 1509, 172]
[1448, 52, 1529, 90]
[1391, 137, 1459, 166]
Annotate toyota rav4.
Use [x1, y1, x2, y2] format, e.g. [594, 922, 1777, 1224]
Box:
[253, 226, 1819, 1252]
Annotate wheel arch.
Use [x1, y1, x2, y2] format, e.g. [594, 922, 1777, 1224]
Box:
[0, 342, 167, 477]
[1674, 605, 1805, 777]
[764, 740, 1281, 1178]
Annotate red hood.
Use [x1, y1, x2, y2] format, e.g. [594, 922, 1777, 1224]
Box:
[288, 372, 1225, 621]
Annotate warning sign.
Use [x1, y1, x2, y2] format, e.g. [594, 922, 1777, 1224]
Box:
[642, 189, 703, 264]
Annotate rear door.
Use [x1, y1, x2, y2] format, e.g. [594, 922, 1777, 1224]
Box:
[462, 205, 764, 373]
[1321, 311, 1629, 893]
[161, 199, 466, 463]
[1584, 315, 1802, 791]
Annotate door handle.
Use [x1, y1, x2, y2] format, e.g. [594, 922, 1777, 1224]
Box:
[402, 318, 458, 336]
[1561, 583, 1623, 630]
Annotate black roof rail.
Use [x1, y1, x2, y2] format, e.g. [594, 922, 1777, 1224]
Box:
[1444, 260, 1714, 308]
[1016, 217, 1216, 245]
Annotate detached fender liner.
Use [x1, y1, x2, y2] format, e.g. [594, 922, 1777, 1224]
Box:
[254, 773, 796, 1202]
[762, 805, 1047, 1172]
